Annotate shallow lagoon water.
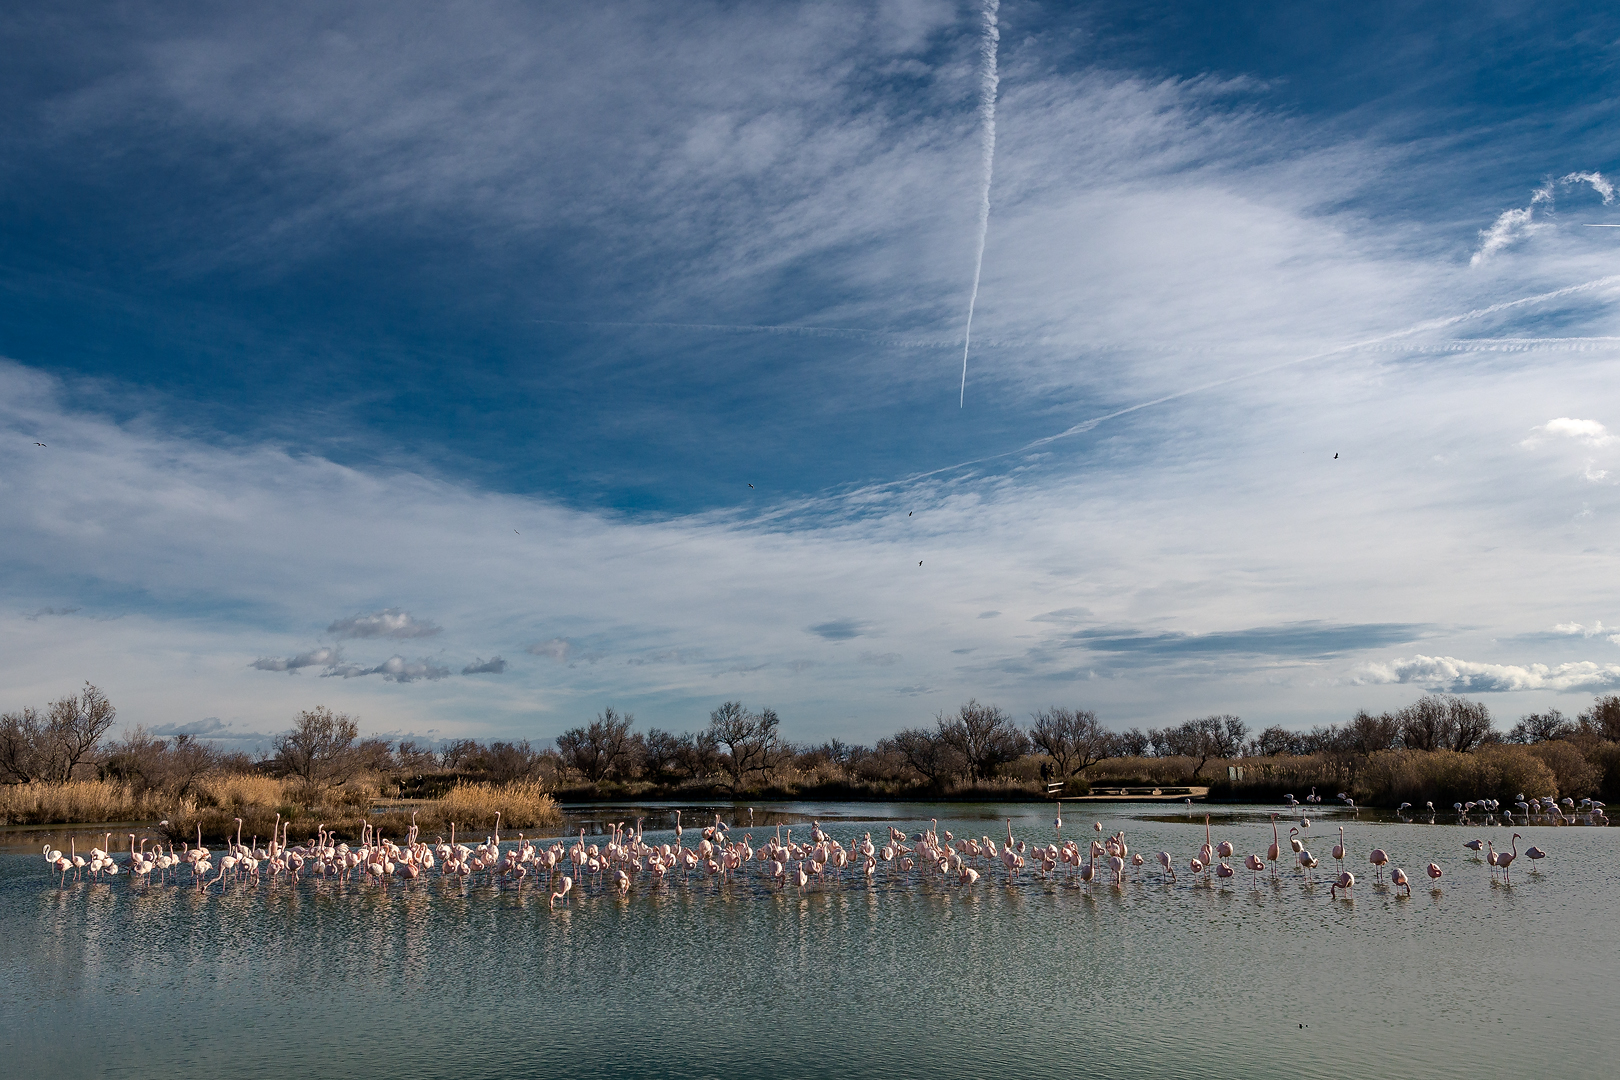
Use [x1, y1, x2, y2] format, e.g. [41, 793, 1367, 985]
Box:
[2, 802, 1612, 1079]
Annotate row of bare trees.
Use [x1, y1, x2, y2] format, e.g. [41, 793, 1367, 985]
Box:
[11, 683, 1620, 799]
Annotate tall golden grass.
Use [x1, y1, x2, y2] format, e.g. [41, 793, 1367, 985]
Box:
[434, 780, 560, 830]
[0, 780, 170, 825]
[1, 772, 561, 841]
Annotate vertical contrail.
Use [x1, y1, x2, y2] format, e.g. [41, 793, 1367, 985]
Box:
[960, 0, 1000, 408]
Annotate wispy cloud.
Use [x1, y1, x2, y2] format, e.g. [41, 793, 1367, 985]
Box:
[1472, 172, 1615, 266]
[251, 647, 340, 673]
[809, 619, 870, 641]
[324, 656, 450, 683]
[526, 638, 572, 662]
[461, 656, 507, 675]
[24, 606, 81, 620]
[327, 609, 441, 639]
[151, 717, 228, 736]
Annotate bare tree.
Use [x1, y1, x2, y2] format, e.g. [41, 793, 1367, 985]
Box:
[273, 706, 361, 787]
[940, 700, 1029, 783]
[1029, 707, 1111, 778]
[1344, 710, 1402, 756]
[1251, 725, 1298, 757]
[556, 707, 640, 782]
[1508, 709, 1573, 744]
[1445, 698, 1494, 752]
[708, 701, 783, 792]
[1110, 727, 1151, 758]
[1578, 694, 1620, 741]
[0, 706, 47, 783]
[1398, 695, 1493, 753]
[103, 727, 218, 795]
[1149, 715, 1247, 780]
[881, 727, 966, 789]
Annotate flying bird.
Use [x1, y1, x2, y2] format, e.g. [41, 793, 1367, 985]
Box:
[1333, 453, 1338, 459]
[918, 560, 923, 566]
[748, 483, 754, 488]
[35, 442, 46, 447]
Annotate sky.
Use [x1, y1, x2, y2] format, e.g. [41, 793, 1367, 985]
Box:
[6, 0, 1620, 750]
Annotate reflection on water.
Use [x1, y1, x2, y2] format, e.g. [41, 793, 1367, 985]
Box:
[3, 802, 1614, 1080]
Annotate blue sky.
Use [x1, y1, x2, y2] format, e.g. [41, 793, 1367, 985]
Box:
[6, 0, 1620, 748]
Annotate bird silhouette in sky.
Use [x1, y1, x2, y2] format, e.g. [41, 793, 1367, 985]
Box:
[1334, 453, 1338, 459]
[918, 560, 923, 566]
[34, 442, 46, 447]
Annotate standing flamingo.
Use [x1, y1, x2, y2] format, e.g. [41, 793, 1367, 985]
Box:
[1267, 814, 1281, 876]
[1332, 826, 1347, 871]
[1390, 867, 1410, 896]
[1330, 871, 1354, 900]
[1496, 833, 1520, 883]
[1367, 847, 1389, 884]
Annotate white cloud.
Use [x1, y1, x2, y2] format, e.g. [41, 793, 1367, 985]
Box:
[526, 638, 572, 662]
[324, 656, 450, 683]
[1535, 417, 1616, 447]
[251, 646, 339, 672]
[1355, 654, 1620, 693]
[327, 609, 441, 639]
[1471, 173, 1612, 266]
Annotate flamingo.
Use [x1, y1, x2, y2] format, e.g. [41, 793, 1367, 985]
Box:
[1390, 867, 1410, 896]
[1244, 853, 1265, 886]
[1156, 850, 1175, 883]
[1426, 862, 1443, 884]
[1464, 838, 1484, 858]
[1267, 814, 1282, 876]
[1053, 801, 1063, 839]
[1525, 845, 1548, 867]
[1331, 826, 1347, 871]
[1330, 870, 1354, 900]
[1367, 847, 1389, 884]
[1496, 834, 1520, 883]
[550, 875, 573, 909]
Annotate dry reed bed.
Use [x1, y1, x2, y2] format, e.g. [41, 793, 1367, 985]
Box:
[1, 776, 561, 842]
[0, 780, 172, 825]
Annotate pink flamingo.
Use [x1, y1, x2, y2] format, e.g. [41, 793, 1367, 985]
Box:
[1267, 815, 1281, 876]
[1390, 867, 1410, 896]
[1330, 870, 1354, 900]
[1426, 862, 1443, 885]
[1157, 850, 1175, 883]
[1332, 826, 1347, 870]
[1367, 847, 1389, 884]
[1496, 833, 1520, 882]
[1244, 853, 1265, 887]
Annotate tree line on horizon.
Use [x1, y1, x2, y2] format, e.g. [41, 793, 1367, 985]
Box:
[5, 684, 1620, 806]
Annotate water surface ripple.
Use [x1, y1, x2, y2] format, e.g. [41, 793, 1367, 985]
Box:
[2, 803, 1611, 1080]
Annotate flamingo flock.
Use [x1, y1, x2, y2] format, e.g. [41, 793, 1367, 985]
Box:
[36, 807, 1557, 909]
